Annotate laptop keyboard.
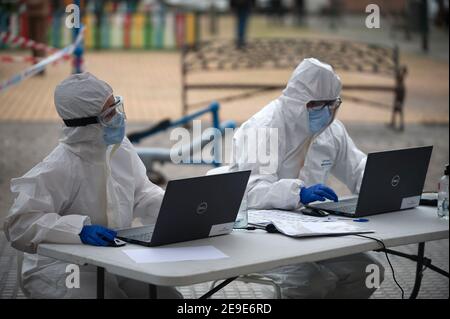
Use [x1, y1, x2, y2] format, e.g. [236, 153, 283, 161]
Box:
[312, 198, 358, 213]
[119, 224, 155, 242]
[126, 232, 153, 242]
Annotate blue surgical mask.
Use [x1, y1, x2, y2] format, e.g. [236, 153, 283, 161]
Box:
[308, 107, 332, 134]
[103, 113, 126, 145]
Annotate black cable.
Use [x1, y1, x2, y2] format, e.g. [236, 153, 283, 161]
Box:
[356, 234, 405, 299]
[241, 224, 406, 299]
[233, 226, 258, 230]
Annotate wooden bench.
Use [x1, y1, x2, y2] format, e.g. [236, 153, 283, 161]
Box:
[181, 38, 408, 130]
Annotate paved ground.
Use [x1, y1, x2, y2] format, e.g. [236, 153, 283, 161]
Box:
[1, 50, 448, 125]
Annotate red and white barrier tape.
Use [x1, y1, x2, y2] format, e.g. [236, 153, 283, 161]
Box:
[0, 31, 58, 53]
[0, 27, 84, 94]
[1, 55, 36, 63]
[0, 54, 71, 64]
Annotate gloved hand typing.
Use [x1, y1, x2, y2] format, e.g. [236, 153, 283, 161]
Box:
[79, 225, 117, 246]
[300, 184, 339, 205]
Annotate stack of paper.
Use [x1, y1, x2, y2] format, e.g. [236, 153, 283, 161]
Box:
[248, 210, 374, 237]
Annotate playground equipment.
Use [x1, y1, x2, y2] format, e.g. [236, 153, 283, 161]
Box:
[127, 101, 236, 185]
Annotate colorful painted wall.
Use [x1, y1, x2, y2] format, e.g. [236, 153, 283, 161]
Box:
[1, 1, 200, 50]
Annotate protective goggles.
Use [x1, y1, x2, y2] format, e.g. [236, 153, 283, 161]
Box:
[307, 97, 342, 112]
[63, 96, 126, 128]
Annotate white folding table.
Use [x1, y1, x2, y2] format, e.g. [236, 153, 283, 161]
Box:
[38, 206, 449, 299]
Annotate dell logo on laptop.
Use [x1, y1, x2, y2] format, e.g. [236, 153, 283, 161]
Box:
[391, 175, 400, 187]
[196, 202, 208, 215]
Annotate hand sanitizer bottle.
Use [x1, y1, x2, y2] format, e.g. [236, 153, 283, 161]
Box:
[437, 164, 449, 220]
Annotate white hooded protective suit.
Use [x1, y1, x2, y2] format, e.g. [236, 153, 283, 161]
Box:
[220, 58, 382, 298]
[300, 119, 367, 194]
[4, 72, 178, 298]
[229, 58, 366, 209]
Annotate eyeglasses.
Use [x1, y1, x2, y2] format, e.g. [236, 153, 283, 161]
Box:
[307, 98, 342, 112]
[63, 95, 126, 128]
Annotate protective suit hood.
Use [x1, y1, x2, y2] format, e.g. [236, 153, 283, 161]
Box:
[279, 57, 342, 137]
[270, 58, 342, 178]
[54, 72, 113, 162]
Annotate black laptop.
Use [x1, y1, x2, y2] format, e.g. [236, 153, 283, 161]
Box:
[307, 146, 433, 217]
[116, 170, 251, 246]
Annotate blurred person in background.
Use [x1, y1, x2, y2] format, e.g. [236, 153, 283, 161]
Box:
[25, 0, 49, 75]
[230, 0, 254, 48]
[434, 0, 449, 28]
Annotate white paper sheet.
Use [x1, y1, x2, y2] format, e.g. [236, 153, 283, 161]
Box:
[122, 245, 229, 263]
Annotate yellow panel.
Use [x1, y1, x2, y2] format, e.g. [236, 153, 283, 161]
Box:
[82, 14, 94, 49]
[131, 14, 145, 49]
[185, 13, 195, 45]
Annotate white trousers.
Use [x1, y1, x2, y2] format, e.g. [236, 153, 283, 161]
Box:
[22, 261, 182, 299]
[260, 253, 385, 299]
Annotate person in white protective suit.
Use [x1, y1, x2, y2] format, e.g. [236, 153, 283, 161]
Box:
[4, 72, 182, 299]
[211, 58, 384, 298]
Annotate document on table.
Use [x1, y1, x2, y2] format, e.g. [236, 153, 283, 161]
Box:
[248, 209, 330, 224]
[248, 209, 374, 237]
[122, 245, 229, 263]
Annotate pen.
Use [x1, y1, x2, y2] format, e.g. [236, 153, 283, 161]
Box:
[327, 217, 369, 222]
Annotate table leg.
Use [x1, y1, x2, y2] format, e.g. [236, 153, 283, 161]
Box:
[379, 242, 449, 299]
[409, 242, 425, 299]
[377, 242, 425, 299]
[199, 276, 238, 299]
[97, 267, 105, 299]
[149, 284, 157, 299]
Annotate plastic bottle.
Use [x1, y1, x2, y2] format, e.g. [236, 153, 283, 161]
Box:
[437, 164, 449, 220]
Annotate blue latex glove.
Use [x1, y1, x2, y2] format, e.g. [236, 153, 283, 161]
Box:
[79, 225, 117, 246]
[300, 184, 339, 205]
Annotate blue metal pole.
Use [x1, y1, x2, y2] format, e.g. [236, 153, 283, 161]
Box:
[72, 0, 83, 73]
[210, 101, 221, 166]
[170, 102, 219, 127]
